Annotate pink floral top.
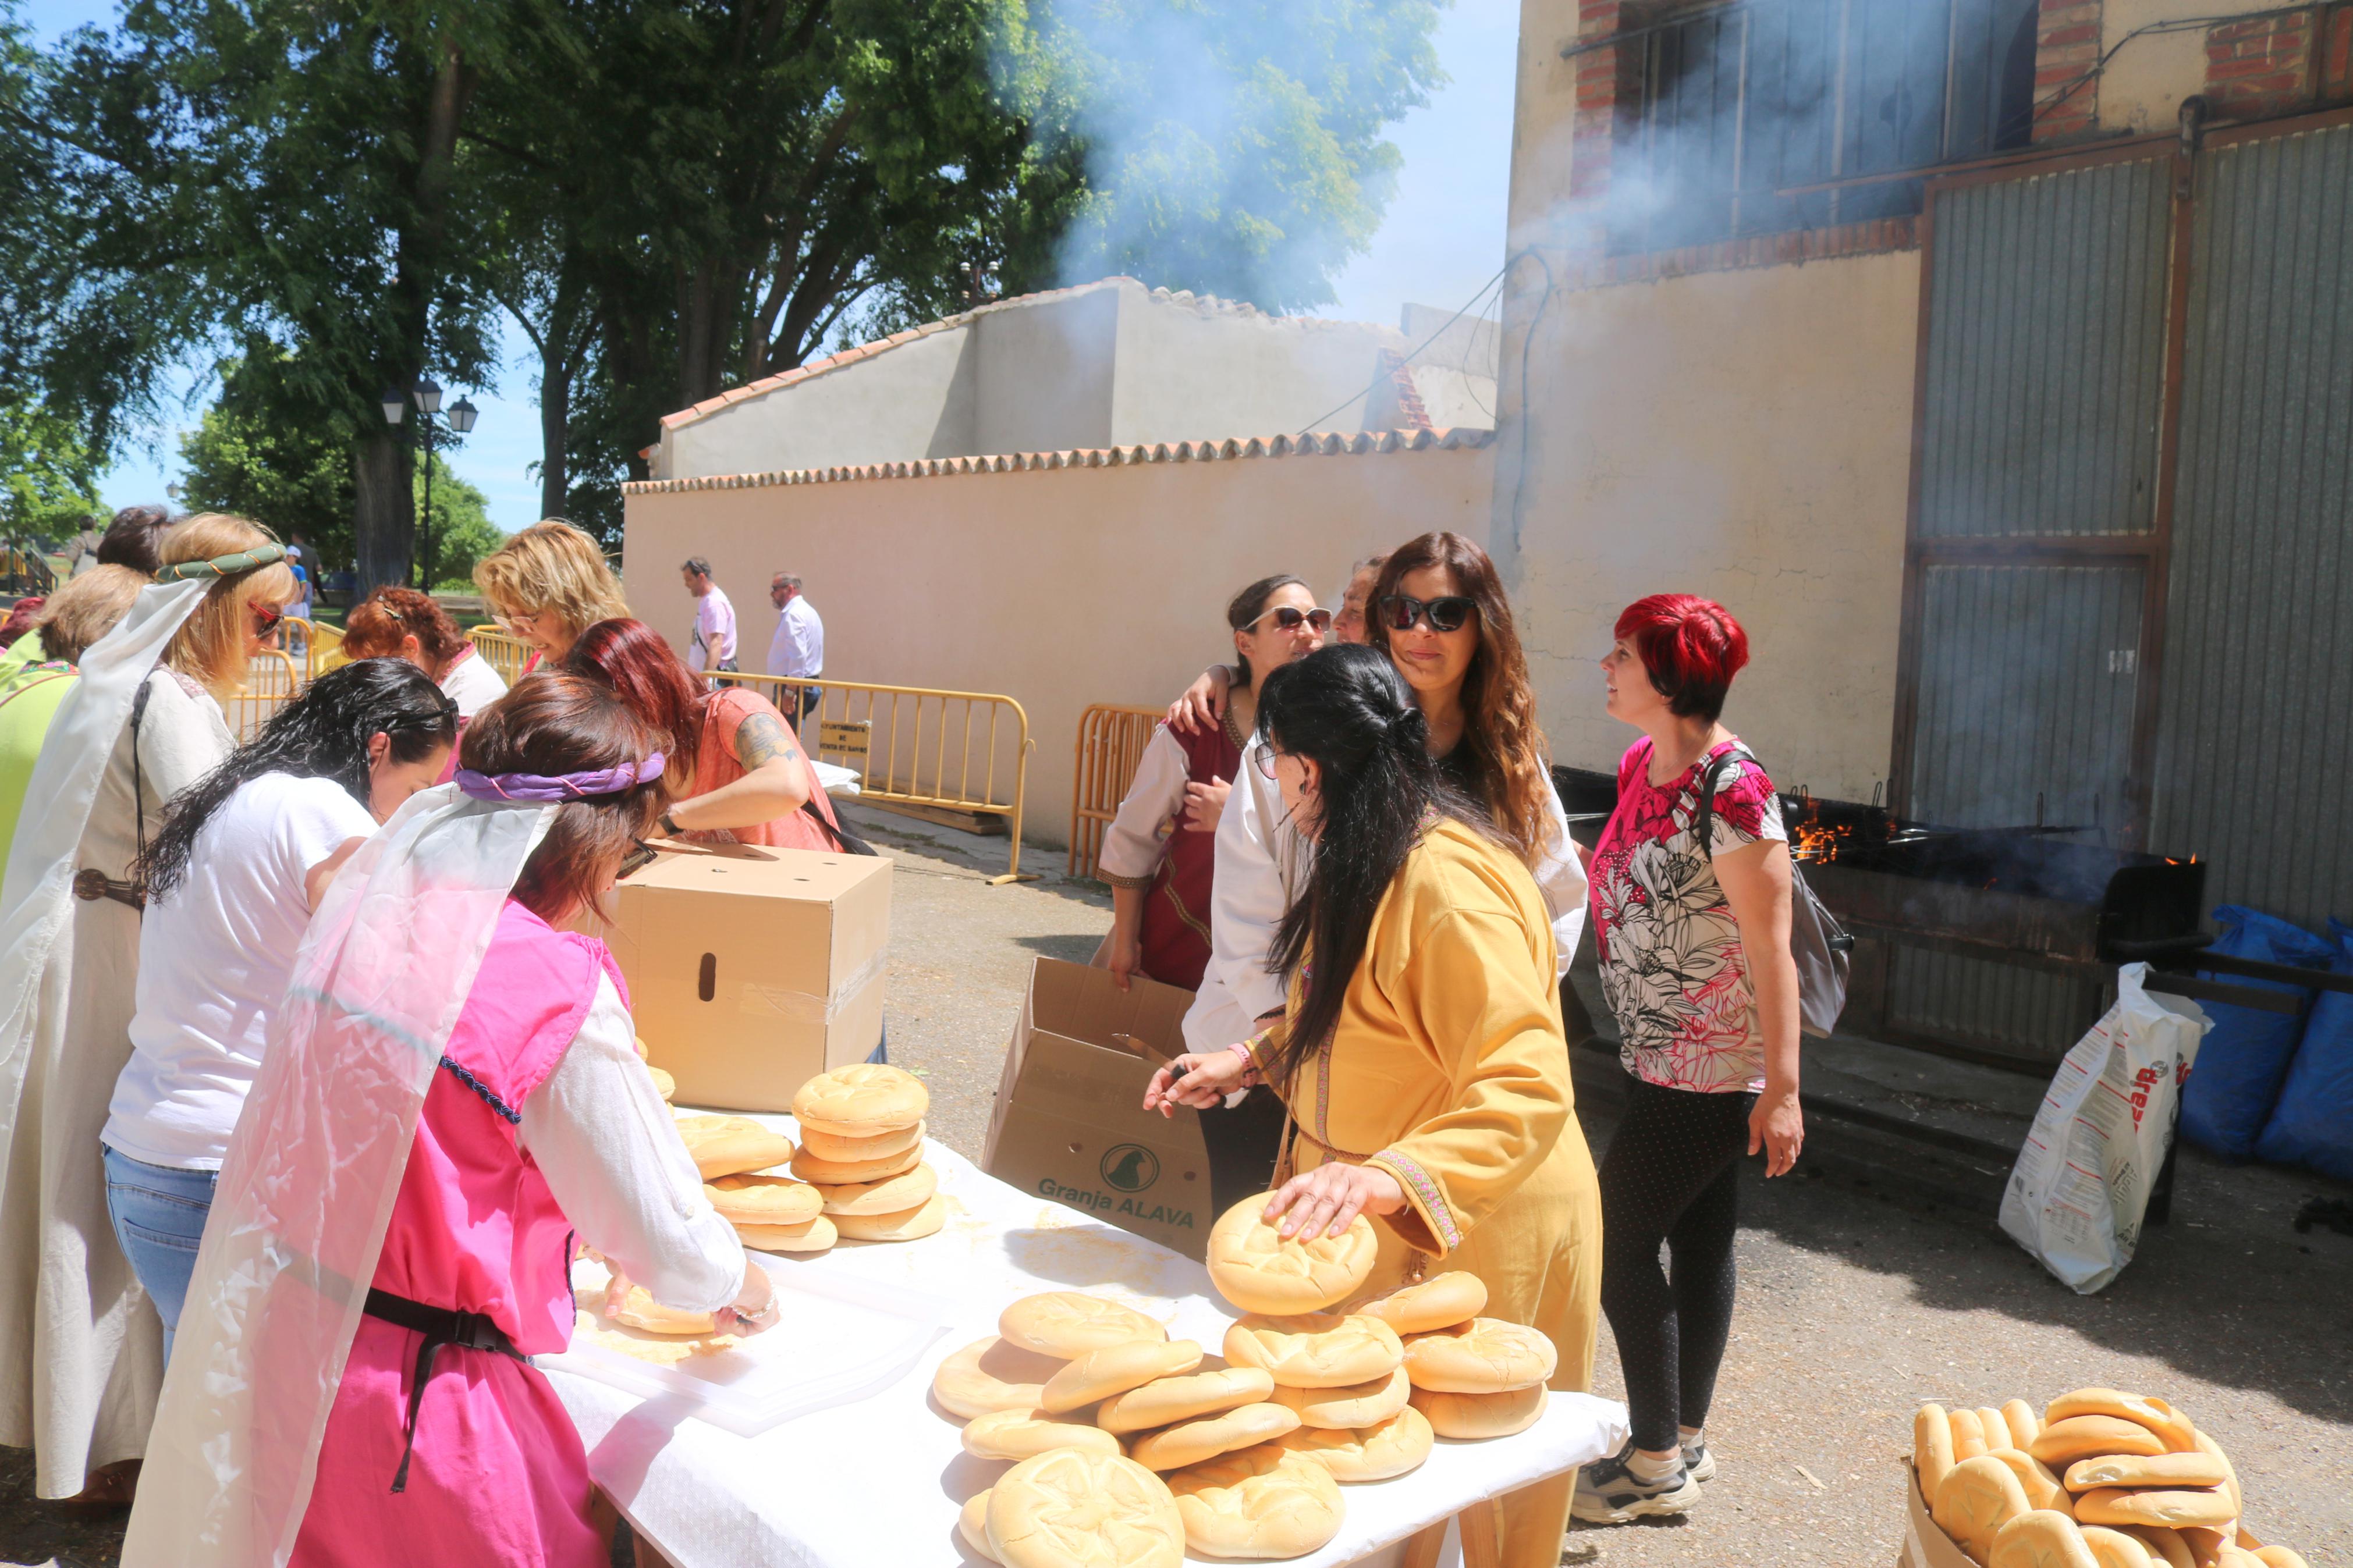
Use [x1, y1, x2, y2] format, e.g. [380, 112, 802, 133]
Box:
[1588, 737, 1786, 1094]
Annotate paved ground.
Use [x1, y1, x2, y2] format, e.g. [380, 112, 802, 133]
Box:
[6, 808, 2348, 1566]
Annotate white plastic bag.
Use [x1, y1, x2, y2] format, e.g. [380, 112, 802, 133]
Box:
[2000, 964, 2210, 1294]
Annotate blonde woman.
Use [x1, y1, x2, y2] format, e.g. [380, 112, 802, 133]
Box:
[471, 519, 629, 674]
[0, 514, 296, 1504]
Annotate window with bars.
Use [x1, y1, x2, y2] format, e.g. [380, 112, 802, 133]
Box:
[1608, 0, 2042, 254]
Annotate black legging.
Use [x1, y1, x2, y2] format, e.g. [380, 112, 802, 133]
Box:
[1598, 1074, 1757, 1453]
[1197, 1087, 1291, 1221]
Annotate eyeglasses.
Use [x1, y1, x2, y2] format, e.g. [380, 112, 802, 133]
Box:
[1247, 605, 1333, 635]
[1379, 593, 1477, 634]
[1254, 746, 1284, 780]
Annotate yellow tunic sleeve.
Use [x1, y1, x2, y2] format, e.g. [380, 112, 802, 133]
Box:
[1362, 906, 1570, 1259]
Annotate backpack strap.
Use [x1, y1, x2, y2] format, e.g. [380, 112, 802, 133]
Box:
[1693, 744, 1757, 864]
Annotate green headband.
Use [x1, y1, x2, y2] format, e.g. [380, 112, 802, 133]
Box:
[155, 542, 289, 582]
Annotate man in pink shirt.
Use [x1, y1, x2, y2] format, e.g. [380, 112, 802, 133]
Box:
[679, 556, 737, 682]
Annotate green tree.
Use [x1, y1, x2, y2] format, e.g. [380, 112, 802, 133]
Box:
[0, 397, 107, 538]
[414, 454, 504, 591]
[178, 354, 359, 568]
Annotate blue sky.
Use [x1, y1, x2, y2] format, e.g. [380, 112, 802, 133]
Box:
[29, 0, 1516, 534]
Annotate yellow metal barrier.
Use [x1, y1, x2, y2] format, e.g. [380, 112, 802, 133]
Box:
[469, 627, 535, 687]
[226, 649, 304, 742]
[698, 668, 1038, 885]
[1068, 705, 1165, 881]
[282, 617, 345, 681]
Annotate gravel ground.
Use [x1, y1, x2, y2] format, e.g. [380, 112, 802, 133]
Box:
[6, 809, 2347, 1566]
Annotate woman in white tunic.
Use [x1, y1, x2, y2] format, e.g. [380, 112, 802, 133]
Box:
[0, 514, 296, 1503]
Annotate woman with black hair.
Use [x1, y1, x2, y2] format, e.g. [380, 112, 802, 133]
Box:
[1143, 643, 1602, 1568]
[101, 659, 457, 1353]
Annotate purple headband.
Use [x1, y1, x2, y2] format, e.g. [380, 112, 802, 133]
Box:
[454, 752, 666, 803]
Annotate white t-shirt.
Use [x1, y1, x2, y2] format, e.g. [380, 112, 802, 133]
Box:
[690, 586, 737, 671]
[438, 642, 509, 718]
[104, 772, 377, 1170]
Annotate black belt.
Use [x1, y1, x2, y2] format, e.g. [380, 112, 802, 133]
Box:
[361, 1286, 527, 1494]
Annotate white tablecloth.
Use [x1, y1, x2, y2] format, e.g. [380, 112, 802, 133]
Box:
[546, 1115, 1626, 1567]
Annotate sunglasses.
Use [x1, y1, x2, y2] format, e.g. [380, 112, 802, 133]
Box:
[1379, 593, 1477, 634]
[1248, 605, 1333, 635]
[249, 599, 286, 635]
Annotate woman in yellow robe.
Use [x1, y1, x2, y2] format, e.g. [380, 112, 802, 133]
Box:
[1147, 643, 1602, 1568]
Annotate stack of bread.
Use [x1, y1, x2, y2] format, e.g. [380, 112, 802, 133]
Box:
[677, 1114, 832, 1253]
[1912, 1388, 2311, 1568]
[789, 1064, 947, 1243]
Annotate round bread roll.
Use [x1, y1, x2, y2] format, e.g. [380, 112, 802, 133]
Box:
[1223, 1313, 1403, 1389]
[1400, 1317, 1557, 1393]
[648, 1066, 676, 1103]
[2192, 1431, 2242, 1515]
[960, 1489, 999, 1562]
[705, 1174, 824, 1226]
[2081, 1528, 2156, 1568]
[1270, 1366, 1410, 1430]
[986, 1448, 1184, 1568]
[2033, 1416, 2169, 1467]
[1099, 1367, 1275, 1435]
[2075, 1489, 2237, 1531]
[2252, 1549, 2309, 1568]
[1985, 1449, 2074, 1515]
[2121, 1528, 2198, 1568]
[962, 1407, 1124, 1461]
[2003, 1399, 2045, 1451]
[800, 1119, 925, 1163]
[2047, 1389, 2198, 1453]
[676, 1115, 797, 1180]
[1934, 1455, 2035, 1565]
[1953, 1407, 1992, 1462]
[1408, 1381, 1547, 1441]
[792, 1140, 924, 1186]
[1356, 1271, 1486, 1335]
[735, 1214, 837, 1252]
[1276, 1404, 1433, 1482]
[831, 1193, 947, 1242]
[1918, 1405, 1960, 1507]
[999, 1292, 1167, 1358]
[1204, 1194, 1376, 1315]
[2065, 1453, 2230, 1493]
[1128, 1402, 1301, 1472]
[935, 1336, 1069, 1421]
[1166, 1443, 1344, 1560]
[609, 1285, 718, 1335]
[1990, 1510, 2100, 1568]
[634, 1033, 651, 1059]
[791, 1062, 929, 1137]
[817, 1161, 937, 1217]
[1041, 1338, 1204, 1414]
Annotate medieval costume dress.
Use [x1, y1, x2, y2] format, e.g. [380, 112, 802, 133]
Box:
[0, 579, 235, 1497]
[1240, 816, 1604, 1568]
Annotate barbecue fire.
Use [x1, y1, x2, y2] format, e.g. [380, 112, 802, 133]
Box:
[1792, 818, 1854, 864]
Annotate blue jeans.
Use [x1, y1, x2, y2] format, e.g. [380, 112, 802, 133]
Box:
[102, 1147, 218, 1361]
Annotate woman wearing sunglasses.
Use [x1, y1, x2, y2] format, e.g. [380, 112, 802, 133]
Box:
[1096, 574, 1327, 1216]
[0, 514, 297, 1506]
[1143, 643, 1601, 1568]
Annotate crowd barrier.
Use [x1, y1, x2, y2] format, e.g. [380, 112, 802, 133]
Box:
[467, 627, 534, 687]
[1067, 705, 1165, 881]
[695, 667, 1037, 886]
[226, 649, 303, 742]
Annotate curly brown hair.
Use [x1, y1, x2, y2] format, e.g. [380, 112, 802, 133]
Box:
[1368, 531, 1555, 865]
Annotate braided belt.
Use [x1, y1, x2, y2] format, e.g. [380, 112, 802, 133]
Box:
[72, 869, 143, 910]
[154, 542, 288, 582]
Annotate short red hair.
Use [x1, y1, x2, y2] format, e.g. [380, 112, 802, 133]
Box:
[559, 618, 708, 760]
[1614, 594, 1749, 723]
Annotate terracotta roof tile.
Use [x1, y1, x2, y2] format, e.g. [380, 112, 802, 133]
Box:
[624, 426, 1493, 496]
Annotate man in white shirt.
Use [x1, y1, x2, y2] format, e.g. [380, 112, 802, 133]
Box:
[765, 571, 824, 726]
[680, 556, 737, 680]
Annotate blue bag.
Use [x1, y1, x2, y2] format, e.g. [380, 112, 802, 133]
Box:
[2177, 905, 2334, 1161]
[2255, 919, 2353, 1183]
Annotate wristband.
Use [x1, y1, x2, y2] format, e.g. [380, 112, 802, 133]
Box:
[659, 810, 682, 835]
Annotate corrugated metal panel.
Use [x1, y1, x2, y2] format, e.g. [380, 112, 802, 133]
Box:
[2151, 121, 2353, 928]
[1917, 159, 2173, 537]
[1886, 948, 2104, 1065]
[1904, 563, 2145, 828]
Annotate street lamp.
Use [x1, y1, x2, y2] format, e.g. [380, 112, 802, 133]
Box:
[379, 378, 477, 589]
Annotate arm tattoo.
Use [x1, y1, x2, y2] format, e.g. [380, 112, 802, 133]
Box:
[734, 712, 800, 770]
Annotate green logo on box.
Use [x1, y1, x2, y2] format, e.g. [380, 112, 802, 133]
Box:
[1099, 1143, 1159, 1192]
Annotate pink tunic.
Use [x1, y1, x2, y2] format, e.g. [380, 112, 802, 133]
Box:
[290, 902, 616, 1568]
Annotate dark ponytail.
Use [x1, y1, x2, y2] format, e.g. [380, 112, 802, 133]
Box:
[137, 658, 457, 900]
[1226, 573, 1309, 688]
[1256, 643, 1491, 1089]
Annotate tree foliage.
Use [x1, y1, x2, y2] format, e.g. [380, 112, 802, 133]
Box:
[0, 397, 107, 538]
[177, 353, 359, 567]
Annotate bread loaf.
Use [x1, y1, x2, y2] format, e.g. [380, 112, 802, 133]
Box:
[1166, 1444, 1344, 1560]
[1098, 1368, 1275, 1435]
[1355, 1271, 1485, 1335]
[1918, 1406, 1960, 1507]
[2032, 1416, 2169, 1466]
[675, 1115, 796, 1180]
[2191, 1431, 2242, 1514]
[1934, 1455, 2033, 1565]
[962, 1407, 1124, 1461]
[648, 1066, 675, 1103]
[1953, 1407, 1991, 1462]
[2252, 1549, 2309, 1568]
[1275, 1405, 1433, 1482]
[830, 1192, 946, 1242]
[1040, 1339, 1204, 1414]
[1399, 1317, 1556, 1393]
[2120, 1527, 2197, 1568]
[1127, 1402, 1301, 1471]
[960, 1489, 999, 1562]
[815, 1161, 936, 1216]
[608, 1285, 718, 1336]
[934, 1336, 1068, 1421]
[705, 1174, 824, 1226]
[2046, 1389, 2198, 1453]
[2180, 1528, 2231, 1567]
[735, 1215, 837, 1252]
[2003, 1399, 2044, 1451]
[2074, 1489, 2237, 1531]
[999, 1292, 1167, 1358]
[791, 1062, 929, 1137]
[2079, 1527, 2156, 1568]
[985, 1449, 1184, 1568]
[1407, 1381, 1547, 1440]
[1222, 1313, 1403, 1389]
[1989, 1510, 2099, 1568]
[572, 1310, 739, 1365]
[799, 1119, 924, 1163]
[790, 1140, 924, 1186]
[1203, 1195, 1375, 1315]
[1269, 1367, 1410, 1430]
[2064, 1454, 2230, 1493]
[1985, 1448, 2074, 1514]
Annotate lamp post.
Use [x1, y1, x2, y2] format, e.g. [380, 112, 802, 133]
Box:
[378, 380, 478, 589]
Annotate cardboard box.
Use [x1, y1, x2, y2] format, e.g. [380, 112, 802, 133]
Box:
[605, 840, 890, 1111]
[1900, 1460, 1974, 1568]
[984, 957, 1213, 1259]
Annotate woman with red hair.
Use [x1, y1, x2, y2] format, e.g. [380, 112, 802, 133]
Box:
[1573, 593, 1802, 1528]
[340, 587, 509, 718]
[559, 618, 844, 851]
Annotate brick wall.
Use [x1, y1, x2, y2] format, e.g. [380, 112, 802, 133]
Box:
[2205, 7, 2324, 119]
[2034, 0, 2103, 139]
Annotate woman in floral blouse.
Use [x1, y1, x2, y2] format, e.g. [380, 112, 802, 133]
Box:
[1573, 593, 1802, 1528]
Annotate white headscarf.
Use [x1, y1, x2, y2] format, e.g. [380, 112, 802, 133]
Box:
[121, 784, 555, 1567]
